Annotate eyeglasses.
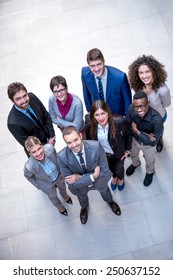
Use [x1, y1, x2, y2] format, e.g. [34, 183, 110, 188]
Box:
[133, 104, 148, 110]
[53, 88, 66, 95]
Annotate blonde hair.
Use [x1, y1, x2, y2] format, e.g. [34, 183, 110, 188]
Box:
[25, 136, 42, 153]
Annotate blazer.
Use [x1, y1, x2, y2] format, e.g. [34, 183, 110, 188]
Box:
[81, 65, 132, 115]
[85, 116, 132, 159]
[57, 140, 111, 190]
[24, 144, 59, 193]
[7, 93, 55, 153]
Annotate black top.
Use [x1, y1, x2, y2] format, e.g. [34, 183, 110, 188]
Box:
[85, 115, 132, 159]
[126, 104, 163, 146]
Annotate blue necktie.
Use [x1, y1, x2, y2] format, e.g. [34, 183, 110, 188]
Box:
[97, 77, 104, 100]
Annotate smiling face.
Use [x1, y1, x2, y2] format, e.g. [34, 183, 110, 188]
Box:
[133, 97, 149, 118]
[94, 108, 109, 127]
[29, 144, 45, 162]
[63, 131, 83, 153]
[53, 84, 68, 104]
[12, 90, 30, 110]
[138, 64, 154, 86]
[88, 59, 105, 77]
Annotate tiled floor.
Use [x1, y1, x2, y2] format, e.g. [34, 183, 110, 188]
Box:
[0, 0, 173, 260]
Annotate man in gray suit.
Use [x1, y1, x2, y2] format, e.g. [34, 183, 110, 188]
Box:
[57, 126, 121, 224]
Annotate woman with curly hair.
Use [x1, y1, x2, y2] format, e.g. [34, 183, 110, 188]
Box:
[128, 55, 171, 152]
[85, 100, 132, 191]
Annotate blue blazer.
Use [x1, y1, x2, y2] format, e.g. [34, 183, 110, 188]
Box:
[81, 65, 132, 116]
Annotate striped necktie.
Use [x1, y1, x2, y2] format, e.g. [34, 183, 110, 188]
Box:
[97, 77, 104, 100]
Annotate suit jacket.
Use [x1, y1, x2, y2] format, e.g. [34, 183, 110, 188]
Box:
[81, 65, 132, 115]
[24, 144, 59, 193]
[7, 93, 55, 154]
[57, 140, 111, 189]
[85, 116, 132, 159]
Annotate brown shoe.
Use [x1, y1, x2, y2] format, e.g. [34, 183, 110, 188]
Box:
[80, 207, 88, 224]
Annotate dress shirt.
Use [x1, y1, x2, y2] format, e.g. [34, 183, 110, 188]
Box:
[126, 104, 163, 146]
[95, 68, 108, 100]
[38, 156, 58, 182]
[97, 123, 114, 154]
[15, 105, 38, 122]
[73, 145, 94, 182]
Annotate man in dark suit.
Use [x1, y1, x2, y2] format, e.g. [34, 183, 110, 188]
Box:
[81, 48, 132, 115]
[57, 126, 121, 224]
[7, 82, 56, 156]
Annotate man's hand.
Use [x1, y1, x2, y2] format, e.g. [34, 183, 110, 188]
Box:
[92, 166, 100, 180]
[65, 174, 80, 184]
[143, 132, 156, 141]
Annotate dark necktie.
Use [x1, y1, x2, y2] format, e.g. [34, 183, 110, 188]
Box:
[97, 77, 104, 100]
[27, 109, 42, 127]
[77, 152, 87, 173]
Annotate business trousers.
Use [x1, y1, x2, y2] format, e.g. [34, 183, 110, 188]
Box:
[106, 155, 125, 180]
[68, 176, 113, 208]
[41, 173, 67, 210]
[130, 137, 156, 174]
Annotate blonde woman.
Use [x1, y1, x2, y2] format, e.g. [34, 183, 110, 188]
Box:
[24, 136, 72, 216]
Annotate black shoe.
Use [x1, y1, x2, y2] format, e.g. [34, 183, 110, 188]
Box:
[156, 137, 163, 152]
[126, 163, 141, 176]
[65, 197, 73, 204]
[143, 172, 155, 186]
[109, 201, 121, 216]
[59, 208, 68, 216]
[80, 207, 88, 224]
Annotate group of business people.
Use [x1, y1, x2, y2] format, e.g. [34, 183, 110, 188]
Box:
[7, 48, 171, 224]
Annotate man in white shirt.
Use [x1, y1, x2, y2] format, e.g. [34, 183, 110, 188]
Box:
[57, 126, 121, 224]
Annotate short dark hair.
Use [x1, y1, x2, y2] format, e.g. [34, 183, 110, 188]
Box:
[87, 48, 105, 64]
[133, 91, 148, 102]
[62, 126, 80, 139]
[7, 82, 27, 101]
[50, 75, 67, 92]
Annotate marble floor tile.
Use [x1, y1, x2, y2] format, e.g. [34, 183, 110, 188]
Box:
[132, 241, 173, 260]
[142, 193, 173, 243]
[0, 191, 28, 239]
[0, 238, 10, 260]
[8, 226, 58, 260]
[53, 201, 153, 259]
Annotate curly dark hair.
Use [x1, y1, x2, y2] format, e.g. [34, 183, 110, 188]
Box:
[89, 100, 116, 139]
[128, 55, 167, 92]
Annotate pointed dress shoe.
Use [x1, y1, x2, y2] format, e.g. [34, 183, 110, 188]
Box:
[65, 197, 73, 204]
[80, 207, 88, 224]
[118, 183, 125, 191]
[109, 201, 121, 216]
[59, 208, 68, 216]
[111, 182, 117, 191]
